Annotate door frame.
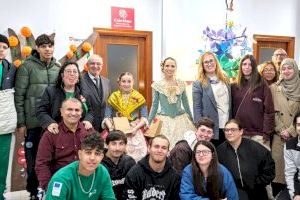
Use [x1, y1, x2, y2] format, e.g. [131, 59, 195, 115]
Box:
[93, 28, 153, 108]
[253, 34, 295, 61]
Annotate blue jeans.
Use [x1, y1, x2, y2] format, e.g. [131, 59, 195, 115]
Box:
[24, 127, 43, 196]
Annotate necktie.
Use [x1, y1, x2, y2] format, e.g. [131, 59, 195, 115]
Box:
[94, 78, 99, 89]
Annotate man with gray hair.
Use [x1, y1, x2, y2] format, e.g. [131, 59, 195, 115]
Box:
[272, 48, 288, 72]
[35, 98, 95, 194]
[82, 54, 111, 132]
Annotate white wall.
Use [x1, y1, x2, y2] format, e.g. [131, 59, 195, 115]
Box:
[163, 0, 299, 81]
[1, 0, 299, 80]
[0, 0, 163, 75]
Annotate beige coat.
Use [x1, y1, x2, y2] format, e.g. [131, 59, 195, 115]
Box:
[270, 84, 300, 183]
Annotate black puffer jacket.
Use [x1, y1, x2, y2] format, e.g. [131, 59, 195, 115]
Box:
[217, 138, 275, 200]
[123, 155, 180, 200]
[102, 153, 135, 200]
[36, 85, 94, 129]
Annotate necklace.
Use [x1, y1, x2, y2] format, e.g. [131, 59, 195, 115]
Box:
[77, 169, 95, 194]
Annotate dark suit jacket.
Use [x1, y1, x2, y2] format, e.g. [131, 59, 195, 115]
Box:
[82, 72, 110, 132]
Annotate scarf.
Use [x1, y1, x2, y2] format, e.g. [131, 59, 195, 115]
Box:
[279, 58, 300, 102]
[107, 89, 146, 121]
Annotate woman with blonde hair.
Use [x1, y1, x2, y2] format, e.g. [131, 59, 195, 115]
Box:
[193, 51, 231, 146]
[148, 57, 195, 149]
[259, 61, 278, 85]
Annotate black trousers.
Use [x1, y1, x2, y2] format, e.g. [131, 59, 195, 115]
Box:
[24, 127, 43, 195]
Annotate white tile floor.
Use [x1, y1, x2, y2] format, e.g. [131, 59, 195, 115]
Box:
[4, 190, 29, 200]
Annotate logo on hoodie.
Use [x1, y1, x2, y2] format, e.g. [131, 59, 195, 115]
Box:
[142, 187, 166, 200]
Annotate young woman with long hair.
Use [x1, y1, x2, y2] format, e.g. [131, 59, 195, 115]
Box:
[193, 51, 231, 146]
[180, 140, 238, 200]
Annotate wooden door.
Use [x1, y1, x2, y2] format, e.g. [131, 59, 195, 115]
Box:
[93, 28, 152, 109]
[253, 34, 295, 64]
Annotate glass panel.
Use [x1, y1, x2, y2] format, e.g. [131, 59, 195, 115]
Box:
[259, 47, 277, 64]
[107, 44, 138, 91]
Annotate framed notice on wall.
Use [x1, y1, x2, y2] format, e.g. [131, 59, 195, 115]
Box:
[111, 7, 135, 30]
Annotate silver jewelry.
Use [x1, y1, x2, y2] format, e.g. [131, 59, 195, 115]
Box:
[77, 169, 95, 194]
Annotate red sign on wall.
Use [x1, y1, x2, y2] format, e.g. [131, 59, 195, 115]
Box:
[111, 7, 135, 30]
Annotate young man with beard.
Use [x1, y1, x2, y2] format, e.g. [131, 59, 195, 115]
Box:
[123, 135, 180, 200]
[46, 134, 115, 200]
[101, 131, 135, 200]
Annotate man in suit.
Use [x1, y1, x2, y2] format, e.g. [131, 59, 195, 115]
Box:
[82, 54, 110, 132]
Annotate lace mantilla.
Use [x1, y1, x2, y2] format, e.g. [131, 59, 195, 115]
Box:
[151, 80, 186, 104]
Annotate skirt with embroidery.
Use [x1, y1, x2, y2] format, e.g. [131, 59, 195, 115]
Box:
[156, 113, 196, 149]
[126, 121, 147, 162]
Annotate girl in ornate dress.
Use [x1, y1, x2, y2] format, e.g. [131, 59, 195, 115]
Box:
[148, 57, 195, 149]
[102, 72, 147, 161]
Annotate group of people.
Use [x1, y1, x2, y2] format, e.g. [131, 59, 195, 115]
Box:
[0, 31, 300, 200]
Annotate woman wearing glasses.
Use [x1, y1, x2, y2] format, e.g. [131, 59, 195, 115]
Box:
[259, 61, 278, 85]
[193, 51, 231, 146]
[180, 140, 238, 200]
[217, 119, 275, 200]
[37, 62, 94, 133]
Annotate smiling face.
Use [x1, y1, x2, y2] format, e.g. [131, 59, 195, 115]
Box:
[241, 58, 252, 78]
[202, 54, 216, 76]
[78, 148, 104, 175]
[37, 43, 54, 62]
[194, 144, 213, 166]
[148, 137, 169, 164]
[60, 100, 82, 126]
[62, 64, 79, 87]
[281, 64, 295, 80]
[262, 63, 276, 81]
[88, 55, 103, 77]
[272, 49, 287, 67]
[195, 125, 214, 142]
[118, 74, 134, 93]
[224, 122, 243, 145]
[162, 59, 177, 78]
[106, 140, 126, 160]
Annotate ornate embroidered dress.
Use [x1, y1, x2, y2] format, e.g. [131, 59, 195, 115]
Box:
[148, 80, 195, 149]
[104, 89, 148, 161]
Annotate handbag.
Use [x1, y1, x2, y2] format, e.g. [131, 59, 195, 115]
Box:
[144, 117, 162, 138]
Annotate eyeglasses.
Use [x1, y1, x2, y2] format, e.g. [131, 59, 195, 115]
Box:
[224, 128, 240, 133]
[195, 150, 212, 156]
[198, 128, 213, 135]
[273, 53, 287, 57]
[64, 70, 78, 75]
[203, 59, 214, 65]
[263, 69, 275, 73]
